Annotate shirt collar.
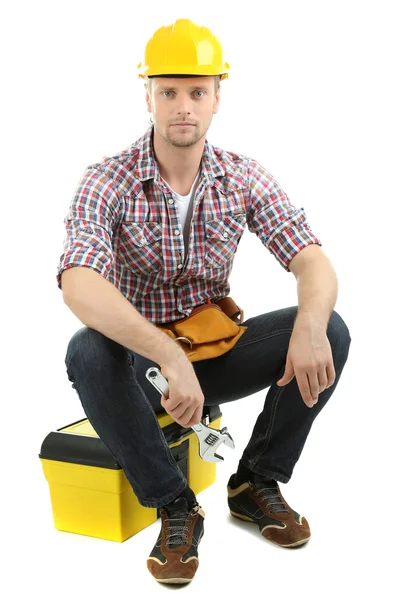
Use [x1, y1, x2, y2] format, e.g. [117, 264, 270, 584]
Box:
[133, 125, 229, 188]
[133, 126, 159, 182]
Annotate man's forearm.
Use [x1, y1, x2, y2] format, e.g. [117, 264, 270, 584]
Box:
[295, 257, 339, 329]
[62, 266, 186, 367]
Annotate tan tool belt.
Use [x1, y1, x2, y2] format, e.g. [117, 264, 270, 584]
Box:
[156, 297, 248, 362]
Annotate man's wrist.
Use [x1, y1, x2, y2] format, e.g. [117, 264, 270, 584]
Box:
[295, 310, 328, 330]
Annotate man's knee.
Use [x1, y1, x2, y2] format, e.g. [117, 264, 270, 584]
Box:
[65, 327, 126, 370]
[327, 310, 351, 355]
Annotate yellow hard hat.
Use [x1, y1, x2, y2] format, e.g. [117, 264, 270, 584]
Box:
[138, 18, 230, 80]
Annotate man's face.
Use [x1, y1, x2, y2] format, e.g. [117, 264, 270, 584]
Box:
[146, 76, 220, 148]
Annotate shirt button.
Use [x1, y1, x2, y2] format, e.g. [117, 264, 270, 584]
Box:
[174, 229, 180, 235]
[223, 231, 229, 238]
[168, 198, 174, 204]
[177, 263, 183, 269]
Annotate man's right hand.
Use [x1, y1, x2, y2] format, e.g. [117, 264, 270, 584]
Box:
[158, 356, 205, 428]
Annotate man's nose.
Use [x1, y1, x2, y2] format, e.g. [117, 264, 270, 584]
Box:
[176, 94, 192, 115]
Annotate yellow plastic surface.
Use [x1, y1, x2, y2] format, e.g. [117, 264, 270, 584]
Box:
[41, 414, 221, 542]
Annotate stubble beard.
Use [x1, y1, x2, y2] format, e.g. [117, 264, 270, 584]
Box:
[158, 123, 208, 148]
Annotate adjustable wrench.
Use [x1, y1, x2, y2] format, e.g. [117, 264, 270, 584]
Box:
[145, 367, 235, 463]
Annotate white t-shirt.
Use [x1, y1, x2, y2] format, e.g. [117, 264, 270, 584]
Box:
[162, 171, 201, 258]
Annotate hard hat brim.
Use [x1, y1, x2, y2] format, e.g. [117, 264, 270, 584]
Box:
[138, 64, 229, 78]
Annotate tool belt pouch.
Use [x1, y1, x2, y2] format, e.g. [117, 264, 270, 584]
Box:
[157, 297, 248, 363]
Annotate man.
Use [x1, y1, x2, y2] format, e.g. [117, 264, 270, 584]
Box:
[59, 19, 351, 585]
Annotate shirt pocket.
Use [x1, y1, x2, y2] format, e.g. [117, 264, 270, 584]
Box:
[204, 213, 246, 268]
[118, 221, 163, 273]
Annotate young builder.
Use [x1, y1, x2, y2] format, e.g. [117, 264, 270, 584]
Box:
[59, 18, 351, 585]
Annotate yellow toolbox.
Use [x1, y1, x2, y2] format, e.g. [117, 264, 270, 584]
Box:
[39, 405, 222, 542]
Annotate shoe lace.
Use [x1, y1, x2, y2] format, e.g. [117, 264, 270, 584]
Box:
[254, 483, 290, 514]
[163, 505, 198, 547]
[165, 518, 189, 546]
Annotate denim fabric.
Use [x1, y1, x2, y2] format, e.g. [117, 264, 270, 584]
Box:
[64, 306, 351, 508]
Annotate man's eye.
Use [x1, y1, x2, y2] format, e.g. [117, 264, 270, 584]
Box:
[162, 91, 173, 97]
[194, 91, 204, 98]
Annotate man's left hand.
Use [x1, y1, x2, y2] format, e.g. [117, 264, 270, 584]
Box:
[276, 318, 336, 408]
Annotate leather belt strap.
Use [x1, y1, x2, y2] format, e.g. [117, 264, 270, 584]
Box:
[215, 296, 244, 325]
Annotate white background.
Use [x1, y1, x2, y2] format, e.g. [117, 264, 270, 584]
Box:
[2, 0, 399, 597]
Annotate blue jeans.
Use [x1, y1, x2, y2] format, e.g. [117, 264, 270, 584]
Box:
[65, 306, 351, 508]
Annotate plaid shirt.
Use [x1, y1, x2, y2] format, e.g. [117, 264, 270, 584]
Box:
[57, 126, 321, 324]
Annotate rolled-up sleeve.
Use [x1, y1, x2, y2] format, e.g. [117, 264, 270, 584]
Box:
[246, 159, 322, 271]
[56, 166, 121, 290]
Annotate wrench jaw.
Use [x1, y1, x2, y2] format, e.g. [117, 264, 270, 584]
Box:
[195, 423, 236, 462]
[200, 442, 225, 463]
[190, 422, 236, 462]
[201, 453, 223, 463]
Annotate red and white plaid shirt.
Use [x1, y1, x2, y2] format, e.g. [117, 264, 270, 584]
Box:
[57, 126, 321, 324]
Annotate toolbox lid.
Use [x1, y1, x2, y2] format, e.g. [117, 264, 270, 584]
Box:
[39, 404, 222, 469]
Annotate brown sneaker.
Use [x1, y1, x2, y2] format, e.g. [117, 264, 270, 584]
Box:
[227, 474, 311, 547]
[147, 497, 205, 584]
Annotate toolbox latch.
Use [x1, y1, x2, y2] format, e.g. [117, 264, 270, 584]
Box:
[201, 413, 210, 426]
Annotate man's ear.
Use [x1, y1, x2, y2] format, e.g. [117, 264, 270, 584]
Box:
[213, 89, 221, 115]
[145, 88, 152, 114]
